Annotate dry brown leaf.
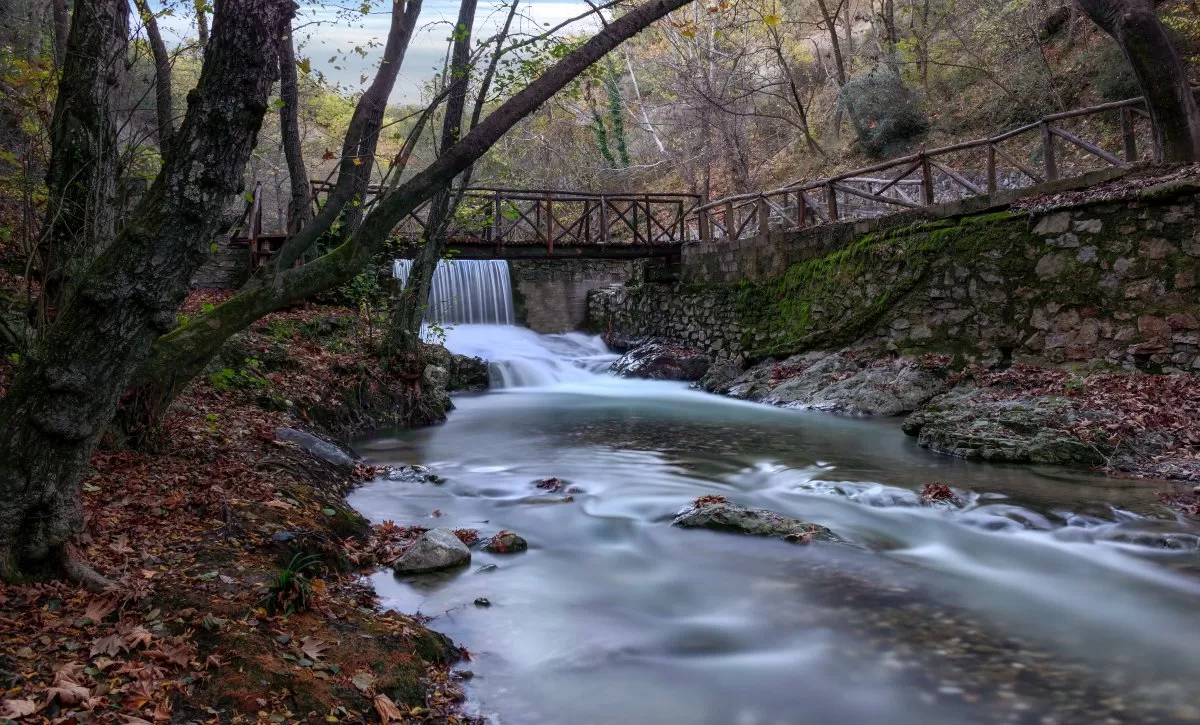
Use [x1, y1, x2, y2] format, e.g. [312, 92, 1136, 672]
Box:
[91, 633, 125, 657]
[1, 699, 40, 718]
[300, 636, 330, 661]
[373, 693, 404, 723]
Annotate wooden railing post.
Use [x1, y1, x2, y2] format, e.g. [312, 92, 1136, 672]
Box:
[698, 207, 710, 242]
[825, 182, 838, 221]
[1040, 121, 1058, 181]
[757, 196, 769, 236]
[1120, 107, 1137, 162]
[797, 191, 807, 227]
[644, 194, 653, 244]
[545, 192, 554, 254]
[724, 200, 735, 240]
[920, 153, 935, 205]
[600, 196, 609, 244]
[986, 143, 997, 194]
[492, 193, 502, 246]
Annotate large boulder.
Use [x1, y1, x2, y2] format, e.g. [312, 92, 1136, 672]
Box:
[393, 528, 472, 574]
[719, 351, 950, 416]
[611, 340, 711, 381]
[672, 498, 839, 543]
[697, 357, 744, 393]
[448, 353, 490, 391]
[902, 388, 1109, 465]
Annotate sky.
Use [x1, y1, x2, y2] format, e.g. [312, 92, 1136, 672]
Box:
[151, 0, 603, 104]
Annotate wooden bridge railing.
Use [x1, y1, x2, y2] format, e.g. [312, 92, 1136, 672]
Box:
[309, 182, 700, 251]
[692, 91, 1188, 243]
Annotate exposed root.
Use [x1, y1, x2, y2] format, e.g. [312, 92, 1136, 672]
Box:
[58, 545, 115, 593]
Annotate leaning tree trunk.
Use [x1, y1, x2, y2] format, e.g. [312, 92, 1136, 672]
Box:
[134, 0, 175, 152]
[129, 0, 699, 413]
[1074, 0, 1200, 162]
[279, 23, 312, 234]
[37, 0, 127, 322]
[382, 0, 478, 362]
[0, 0, 293, 586]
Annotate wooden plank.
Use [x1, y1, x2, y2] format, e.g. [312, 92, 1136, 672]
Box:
[991, 143, 1044, 184]
[825, 182, 839, 221]
[1049, 125, 1124, 166]
[920, 154, 935, 205]
[986, 144, 997, 194]
[831, 182, 923, 209]
[928, 158, 984, 195]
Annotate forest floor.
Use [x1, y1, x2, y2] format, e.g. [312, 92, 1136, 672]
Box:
[0, 295, 478, 724]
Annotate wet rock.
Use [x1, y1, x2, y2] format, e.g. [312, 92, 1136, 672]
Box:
[902, 389, 1109, 466]
[535, 477, 565, 492]
[448, 353, 490, 391]
[474, 597, 491, 607]
[725, 352, 951, 416]
[611, 340, 711, 381]
[671, 498, 838, 543]
[393, 528, 471, 574]
[483, 530, 528, 553]
[385, 465, 444, 485]
[603, 330, 648, 354]
[275, 428, 356, 469]
[697, 357, 744, 393]
[475, 564, 498, 574]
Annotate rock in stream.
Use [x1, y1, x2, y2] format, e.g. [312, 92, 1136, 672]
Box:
[672, 498, 839, 543]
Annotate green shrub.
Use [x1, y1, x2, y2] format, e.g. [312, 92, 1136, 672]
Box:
[840, 67, 929, 158]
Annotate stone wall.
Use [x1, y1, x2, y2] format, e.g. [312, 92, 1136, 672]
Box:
[191, 237, 249, 290]
[589, 177, 1200, 373]
[510, 259, 650, 333]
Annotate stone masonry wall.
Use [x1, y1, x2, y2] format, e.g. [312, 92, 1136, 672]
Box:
[191, 237, 249, 290]
[511, 259, 649, 333]
[589, 178, 1200, 373]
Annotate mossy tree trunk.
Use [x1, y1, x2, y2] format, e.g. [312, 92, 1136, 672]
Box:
[0, 0, 293, 586]
[1075, 0, 1200, 162]
[128, 0, 698, 413]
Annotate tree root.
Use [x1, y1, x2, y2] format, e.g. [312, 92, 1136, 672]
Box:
[59, 545, 115, 593]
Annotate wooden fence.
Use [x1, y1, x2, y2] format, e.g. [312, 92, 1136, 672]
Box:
[692, 92, 1181, 242]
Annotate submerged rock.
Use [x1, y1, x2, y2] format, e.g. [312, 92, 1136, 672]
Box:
[671, 498, 839, 543]
[612, 340, 711, 381]
[902, 388, 1109, 465]
[393, 528, 472, 574]
[482, 530, 528, 553]
[384, 465, 444, 485]
[275, 428, 357, 469]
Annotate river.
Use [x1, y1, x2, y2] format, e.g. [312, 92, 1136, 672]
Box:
[350, 309, 1200, 724]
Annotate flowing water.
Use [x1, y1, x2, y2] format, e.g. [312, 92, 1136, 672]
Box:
[393, 259, 516, 325]
[351, 263, 1200, 724]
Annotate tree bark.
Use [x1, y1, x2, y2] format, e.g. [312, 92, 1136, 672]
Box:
[194, 0, 209, 47]
[133, 0, 699, 407]
[37, 0, 128, 319]
[1074, 0, 1200, 162]
[266, 0, 423, 272]
[279, 23, 311, 233]
[0, 0, 293, 585]
[51, 0, 68, 68]
[134, 0, 175, 151]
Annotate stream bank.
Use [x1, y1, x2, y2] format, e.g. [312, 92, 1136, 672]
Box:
[0, 294, 484, 723]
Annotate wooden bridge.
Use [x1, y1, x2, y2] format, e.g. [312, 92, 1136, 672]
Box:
[231, 90, 1181, 271]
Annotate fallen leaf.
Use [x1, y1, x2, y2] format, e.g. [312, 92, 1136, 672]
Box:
[351, 670, 375, 694]
[373, 694, 404, 723]
[1, 699, 40, 718]
[301, 637, 330, 661]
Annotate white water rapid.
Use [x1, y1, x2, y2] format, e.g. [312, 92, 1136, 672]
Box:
[393, 258, 516, 325]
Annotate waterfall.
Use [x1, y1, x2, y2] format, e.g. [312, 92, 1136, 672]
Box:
[392, 259, 516, 325]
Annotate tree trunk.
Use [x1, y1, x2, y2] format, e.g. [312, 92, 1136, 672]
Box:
[134, 0, 175, 151]
[279, 23, 311, 234]
[816, 0, 847, 138]
[194, 0, 209, 47]
[37, 0, 128, 320]
[1074, 0, 1200, 162]
[266, 0, 423, 272]
[50, 0, 68, 68]
[383, 0, 478, 361]
[132, 0, 699, 409]
[0, 0, 293, 585]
